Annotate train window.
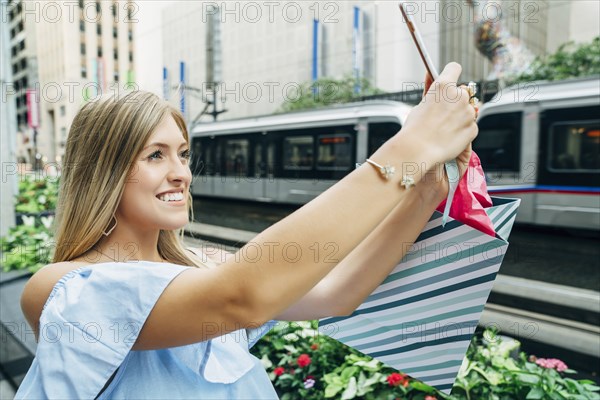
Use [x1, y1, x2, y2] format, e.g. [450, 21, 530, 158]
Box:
[283, 136, 314, 170]
[473, 111, 521, 172]
[254, 142, 263, 177]
[317, 134, 352, 171]
[224, 138, 249, 177]
[368, 122, 401, 155]
[191, 138, 203, 175]
[549, 120, 600, 172]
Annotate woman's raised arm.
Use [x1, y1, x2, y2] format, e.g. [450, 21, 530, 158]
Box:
[135, 62, 478, 349]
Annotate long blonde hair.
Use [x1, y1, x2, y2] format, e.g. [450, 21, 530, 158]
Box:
[52, 90, 207, 268]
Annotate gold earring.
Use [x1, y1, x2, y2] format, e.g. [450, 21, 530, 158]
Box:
[102, 214, 118, 236]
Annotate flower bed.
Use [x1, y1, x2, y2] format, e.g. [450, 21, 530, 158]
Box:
[250, 321, 600, 400]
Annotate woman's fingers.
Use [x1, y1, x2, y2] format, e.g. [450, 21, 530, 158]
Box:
[438, 62, 462, 84]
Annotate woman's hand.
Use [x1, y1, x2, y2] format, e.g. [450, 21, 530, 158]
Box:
[402, 63, 477, 204]
[400, 63, 477, 175]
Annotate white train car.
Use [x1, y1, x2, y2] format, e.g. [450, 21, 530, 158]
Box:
[189, 101, 412, 204]
[475, 76, 600, 231]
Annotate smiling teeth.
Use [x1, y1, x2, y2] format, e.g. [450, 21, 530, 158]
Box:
[158, 192, 184, 202]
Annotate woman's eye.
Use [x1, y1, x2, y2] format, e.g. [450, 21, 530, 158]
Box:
[148, 150, 163, 160]
[180, 150, 191, 159]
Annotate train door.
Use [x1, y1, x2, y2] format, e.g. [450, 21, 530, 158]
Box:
[190, 137, 215, 197]
[253, 132, 277, 202]
[536, 105, 600, 230]
[216, 134, 260, 200]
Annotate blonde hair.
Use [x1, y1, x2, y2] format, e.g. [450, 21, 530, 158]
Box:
[52, 90, 207, 268]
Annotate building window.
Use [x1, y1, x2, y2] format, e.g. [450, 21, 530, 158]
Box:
[98, 47, 102, 57]
[113, 27, 117, 38]
[17, 21, 23, 33]
[96, 1, 100, 12]
[81, 43, 86, 55]
[11, 46, 17, 57]
[97, 24, 102, 35]
[113, 49, 118, 60]
[114, 72, 119, 82]
[12, 63, 18, 75]
[79, 0, 84, 8]
[81, 67, 87, 78]
[128, 52, 133, 62]
[10, 27, 15, 38]
[60, 106, 66, 116]
[128, 29, 133, 41]
[18, 40, 25, 51]
[20, 58, 26, 70]
[80, 20, 85, 32]
[112, 2, 117, 16]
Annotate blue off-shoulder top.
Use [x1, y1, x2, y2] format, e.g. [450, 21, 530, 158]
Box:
[14, 259, 279, 399]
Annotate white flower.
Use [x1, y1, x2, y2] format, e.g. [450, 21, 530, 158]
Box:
[41, 216, 54, 229]
[22, 216, 35, 227]
[38, 195, 47, 205]
[303, 378, 315, 389]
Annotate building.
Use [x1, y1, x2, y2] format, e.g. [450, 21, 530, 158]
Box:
[1, 0, 17, 236]
[151, 0, 599, 124]
[4, 0, 136, 165]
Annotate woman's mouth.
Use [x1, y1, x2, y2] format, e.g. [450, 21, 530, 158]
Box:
[156, 191, 186, 205]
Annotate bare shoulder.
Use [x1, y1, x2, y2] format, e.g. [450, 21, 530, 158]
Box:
[20, 261, 89, 336]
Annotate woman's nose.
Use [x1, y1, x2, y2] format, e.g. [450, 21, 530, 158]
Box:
[168, 156, 192, 183]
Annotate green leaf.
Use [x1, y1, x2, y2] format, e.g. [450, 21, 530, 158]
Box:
[260, 354, 272, 369]
[324, 383, 343, 398]
[341, 366, 359, 382]
[341, 376, 358, 400]
[516, 372, 541, 385]
[409, 380, 436, 393]
[526, 387, 545, 399]
[353, 359, 381, 371]
[583, 383, 600, 392]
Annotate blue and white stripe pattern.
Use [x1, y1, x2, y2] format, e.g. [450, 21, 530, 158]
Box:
[319, 197, 520, 393]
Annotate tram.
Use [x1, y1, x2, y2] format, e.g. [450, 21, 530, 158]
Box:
[190, 77, 600, 232]
[475, 76, 600, 231]
[189, 101, 412, 205]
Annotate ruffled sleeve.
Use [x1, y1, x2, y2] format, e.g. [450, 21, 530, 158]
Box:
[15, 262, 189, 400]
[247, 320, 278, 349]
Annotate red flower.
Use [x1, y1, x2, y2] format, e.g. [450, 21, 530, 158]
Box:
[425, 396, 438, 400]
[273, 367, 285, 376]
[387, 372, 409, 387]
[310, 343, 319, 350]
[297, 353, 311, 368]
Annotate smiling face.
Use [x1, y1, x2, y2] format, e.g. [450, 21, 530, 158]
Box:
[115, 114, 192, 232]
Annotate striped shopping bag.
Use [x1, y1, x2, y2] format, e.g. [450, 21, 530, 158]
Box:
[318, 196, 521, 394]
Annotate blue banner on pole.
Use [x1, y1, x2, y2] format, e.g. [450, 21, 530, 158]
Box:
[180, 61, 185, 116]
[163, 67, 169, 100]
[353, 6, 361, 94]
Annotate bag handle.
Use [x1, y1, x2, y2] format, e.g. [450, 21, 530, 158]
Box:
[441, 159, 461, 227]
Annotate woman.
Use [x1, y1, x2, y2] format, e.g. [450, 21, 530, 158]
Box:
[15, 63, 477, 399]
